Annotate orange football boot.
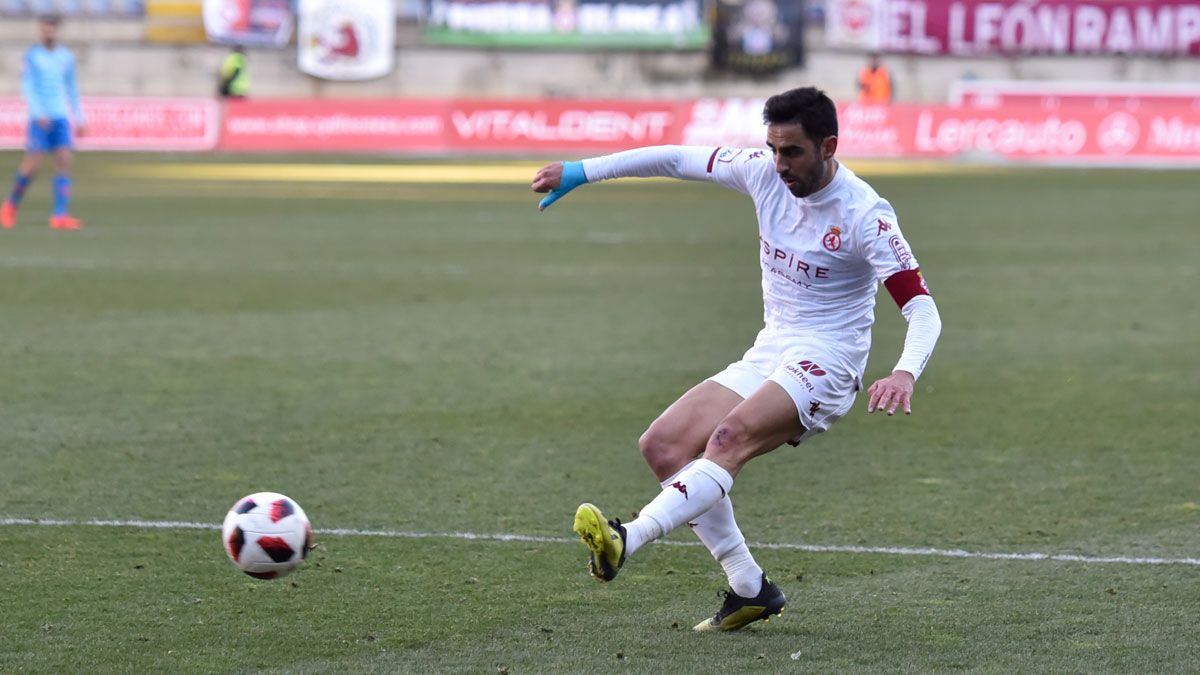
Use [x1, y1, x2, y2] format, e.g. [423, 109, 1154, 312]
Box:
[1, 200, 15, 229]
[49, 214, 83, 230]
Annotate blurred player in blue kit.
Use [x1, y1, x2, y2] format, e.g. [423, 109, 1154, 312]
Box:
[2, 14, 85, 230]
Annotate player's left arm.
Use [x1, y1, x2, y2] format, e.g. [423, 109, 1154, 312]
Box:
[65, 52, 85, 133]
[858, 210, 942, 415]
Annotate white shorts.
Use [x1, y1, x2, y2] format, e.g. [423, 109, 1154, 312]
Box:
[708, 330, 861, 445]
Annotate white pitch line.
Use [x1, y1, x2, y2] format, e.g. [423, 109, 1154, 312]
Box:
[2, 517, 1198, 568]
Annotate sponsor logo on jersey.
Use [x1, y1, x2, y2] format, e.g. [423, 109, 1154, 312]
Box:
[808, 400, 822, 416]
[716, 148, 742, 163]
[748, 150, 765, 160]
[671, 481, 689, 499]
[823, 226, 842, 252]
[877, 218, 892, 234]
[889, 235, 913, 269]
[760, 234, 832, 288]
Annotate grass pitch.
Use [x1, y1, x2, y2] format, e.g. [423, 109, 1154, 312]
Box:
[1, 153, 1197, 673]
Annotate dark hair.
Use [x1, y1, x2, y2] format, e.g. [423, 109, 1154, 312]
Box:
[38, 13, 62, 25]
[762, 87, 838, 142]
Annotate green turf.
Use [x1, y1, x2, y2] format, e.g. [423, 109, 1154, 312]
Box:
[1, 153, 1197, 672]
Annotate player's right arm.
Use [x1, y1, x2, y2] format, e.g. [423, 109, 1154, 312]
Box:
[532, 145, 762, 211]
[21, 50, 48, 128]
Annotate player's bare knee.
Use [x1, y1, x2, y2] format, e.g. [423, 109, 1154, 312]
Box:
[638, 426, 688, 479]
[704, 418, 753, 466]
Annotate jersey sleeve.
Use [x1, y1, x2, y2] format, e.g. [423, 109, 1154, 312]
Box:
[21, 50, 45, 120]
[580, 145, 716, 183]
[64, 53, 84, 124]
[701, 147, 775, 196]
[856, 205, 932, 308]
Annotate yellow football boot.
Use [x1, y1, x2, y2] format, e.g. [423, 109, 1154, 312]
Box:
[572, 503, 626, 582]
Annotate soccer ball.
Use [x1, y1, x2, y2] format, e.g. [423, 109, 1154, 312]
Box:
[222, 492, 312, 579]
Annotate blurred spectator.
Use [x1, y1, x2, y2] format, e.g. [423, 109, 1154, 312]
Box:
[857, 52, 893, 104]
[1, 0, 144, 15]
[730, 0, 789, 57]
[218, 45, 249, 98]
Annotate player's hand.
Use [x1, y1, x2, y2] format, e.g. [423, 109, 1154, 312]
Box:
[866, 370, 916, 416]
[531, 160, 587, 211]
[36, 117, 50, 130]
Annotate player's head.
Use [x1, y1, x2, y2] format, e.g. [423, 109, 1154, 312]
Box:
[38, 14, 61, 47]
[762, 87, 839, 198]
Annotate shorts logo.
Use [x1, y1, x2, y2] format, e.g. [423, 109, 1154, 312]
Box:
[877, 218, 892, 234]
[823, 227, 842, 252]
[889, 235, 912, 270]
[798, 360, 826, 376]
[785, 359, 826, 392]
[808, 400, 822, 416]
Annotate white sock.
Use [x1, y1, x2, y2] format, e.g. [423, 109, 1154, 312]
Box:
[688, 497, 764, 597]
[653, 461, 764, 597]
[624, 459, 733, 557]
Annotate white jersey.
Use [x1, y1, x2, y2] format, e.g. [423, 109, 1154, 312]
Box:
[704, 147, 921, 374]
[581, 145, 931, 380]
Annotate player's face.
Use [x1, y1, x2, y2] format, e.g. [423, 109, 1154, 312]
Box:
[39, 21, 58, 46]
[766, 123, 837, 198]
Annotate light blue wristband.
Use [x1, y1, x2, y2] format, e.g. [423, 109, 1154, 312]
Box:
[538, 161, 587, 210]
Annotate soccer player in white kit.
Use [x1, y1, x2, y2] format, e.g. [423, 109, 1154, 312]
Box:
[531, 88, 942, 631]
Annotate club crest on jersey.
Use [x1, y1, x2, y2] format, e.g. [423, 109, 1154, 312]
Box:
[889, 235, 913, 269]
[823, 227, 842, 252]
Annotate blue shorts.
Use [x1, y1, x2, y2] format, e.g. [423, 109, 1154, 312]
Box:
[27, 118, 73, 152]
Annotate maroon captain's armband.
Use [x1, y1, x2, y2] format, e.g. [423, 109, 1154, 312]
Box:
[884, 268, 931, 308]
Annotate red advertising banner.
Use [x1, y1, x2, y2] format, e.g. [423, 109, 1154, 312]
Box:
[444, 99, 681, 152]
[220, 98, 685, 153]
[3, 95, 1186, 166]
[847, 103, 1200, 163]
[0, 97, 220, 151]
[680, 97, 1200, 164]
[220, 99, 446, 152]
[826, 0, 1200, 56]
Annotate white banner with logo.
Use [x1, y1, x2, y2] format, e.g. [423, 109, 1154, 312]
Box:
[297, 0, 396, 81]
[204, 0, 295, 48]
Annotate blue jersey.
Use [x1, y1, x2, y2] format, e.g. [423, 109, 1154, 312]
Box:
[22, 44, 84, 124]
